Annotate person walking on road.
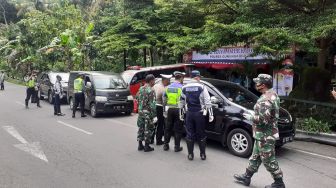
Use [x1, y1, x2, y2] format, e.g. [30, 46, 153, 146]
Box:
[162, 71, 185, 152]
[72, 73, 86, 118]
[54, 75, 65, 116]
[234, 74, 285, 188]
[24, 72, 41, 109]
[136, 74, 157, 152]
[0, 71, 5, 90]
[179, 70, 214, 160]
[152, 74, 172, 145]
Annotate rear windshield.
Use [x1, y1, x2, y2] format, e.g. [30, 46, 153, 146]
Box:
[93, 75, 127, 89]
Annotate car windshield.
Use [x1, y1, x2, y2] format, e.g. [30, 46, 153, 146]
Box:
[93, 75, 127, 89]
[50, 73, 69, 83]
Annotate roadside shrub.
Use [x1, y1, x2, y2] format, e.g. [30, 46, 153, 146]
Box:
[296, 117, 332, 133]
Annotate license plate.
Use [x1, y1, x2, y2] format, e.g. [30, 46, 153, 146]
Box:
[113, 106, 125, 110]
[282, 136, 293, 143]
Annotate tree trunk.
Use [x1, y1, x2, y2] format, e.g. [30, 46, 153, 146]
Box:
[317, 38, 329, 69]
[149, 47, 154, 67]
[143, 48, 147, 67]
[123, 49, 127, 71]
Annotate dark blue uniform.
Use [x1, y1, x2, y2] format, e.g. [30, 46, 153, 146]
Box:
[179, 80, 212, 160]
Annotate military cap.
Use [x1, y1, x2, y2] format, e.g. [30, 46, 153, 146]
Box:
[191, 70, 201, 78]
[253, 74, 272, 85]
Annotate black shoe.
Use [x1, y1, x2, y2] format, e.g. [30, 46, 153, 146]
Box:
[163, 144, 169, 151]
[265, 178, 285, 188]
[186, 139, 194, 161]
[37, 105, 41, 108]
[138, 141, 144, 151]
[234, 169, 254, 186]
[188, 153, 194, 161]
[156, 140, 164, 145]
[199, 138, 207, 160]
[57, 113, 65, 116]
[174, 146, 183, 152]
[54, 113, 57, 115]
[144, 142, 154, 152]
[81, 114, 87, 117]
[72, 114, 75, 118]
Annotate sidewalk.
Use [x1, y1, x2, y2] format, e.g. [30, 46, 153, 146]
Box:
[295, 130, 336, 147]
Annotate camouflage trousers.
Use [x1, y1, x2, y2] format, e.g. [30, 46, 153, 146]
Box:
[137, 114, 155, 143]
[247, 140, 283, 179]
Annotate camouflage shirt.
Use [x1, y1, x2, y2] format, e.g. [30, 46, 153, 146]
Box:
[137, 84, 156, 119]
[251, 89, 280, 141]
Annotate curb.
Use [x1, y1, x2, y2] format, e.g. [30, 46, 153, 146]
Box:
[294, 130, 336, 147]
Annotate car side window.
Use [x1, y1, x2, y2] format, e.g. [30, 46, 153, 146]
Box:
[232, 88, 255, 109]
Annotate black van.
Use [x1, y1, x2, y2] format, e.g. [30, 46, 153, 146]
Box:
[155, 78, 295, 158]
[67, 71, 133, 117]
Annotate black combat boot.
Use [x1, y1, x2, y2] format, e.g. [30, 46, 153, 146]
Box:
[144, 142, 154, 152]
[156, 140, 164, 146]
[199, 138, 206, 160]
[174, 134, 183, 152]
[265, 178, 285, 188]
[186, 139, 194, 160]
[138, 141, 144, 151]
[234, 169, 254, 186]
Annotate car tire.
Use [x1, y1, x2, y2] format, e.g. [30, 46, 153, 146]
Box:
[90, 103, 98, 118]
[48, 91, 54, 104]
[69, 97, 74, 110]
[227, 128, 253, 158]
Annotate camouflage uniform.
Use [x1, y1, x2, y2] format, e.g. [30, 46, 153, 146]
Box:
[137, 84, 156, 143]
[247, 81, 283, 179]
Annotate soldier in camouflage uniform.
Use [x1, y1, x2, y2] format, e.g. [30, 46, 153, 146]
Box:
[234, 74, 285, 188]
[136, 74, 157, 152]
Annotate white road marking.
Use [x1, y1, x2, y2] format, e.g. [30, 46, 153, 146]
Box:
[3, 126, 48, 162]
[105, 119, 136, 129]
[3, 126, 28, 144]
[15, 101, 25, 106]
[287, 147, 336, 162]
[57, 121, 93, 135]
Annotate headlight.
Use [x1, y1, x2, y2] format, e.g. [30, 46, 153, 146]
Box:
[95, 96, 108, 102]
[127, 95, 134, 101]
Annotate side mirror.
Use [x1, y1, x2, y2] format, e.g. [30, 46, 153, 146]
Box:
[86, 82, 92, 89]
[210, 96, 220, 104]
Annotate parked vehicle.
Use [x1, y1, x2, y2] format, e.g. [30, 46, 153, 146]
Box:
[156, 78, 295, 158]
[121, 64, 194, 112]
[67, 71, 134, 117]
[37, 72, 69, 104]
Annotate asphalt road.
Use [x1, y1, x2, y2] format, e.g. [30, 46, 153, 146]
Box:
[0, 82, 336, 188]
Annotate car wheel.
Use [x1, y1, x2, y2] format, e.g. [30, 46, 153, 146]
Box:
[48, 91, 54, 104]
[90, 103, 98, 118]
[227, 128, 253, 158]
[69, 97, 74, 110]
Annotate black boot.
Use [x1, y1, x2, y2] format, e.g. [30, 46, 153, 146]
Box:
[156, 140, 164, 145]
[199, 138, 207, 160]
[174, 134, 183, 152]
[25, 100, 28, 109]
[186, 139, 194, 160]
[163, 143, 169, 151]
[144, 142, 154, 152]
[163, 132, 170, 151]
[234, 169, 254, 186]
[265, 178, 285, 188]
[138, 141, 144, 151]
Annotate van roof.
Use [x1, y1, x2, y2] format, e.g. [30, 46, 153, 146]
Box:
[69, 71, 119, 76]
[122, 64, 194, 74]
